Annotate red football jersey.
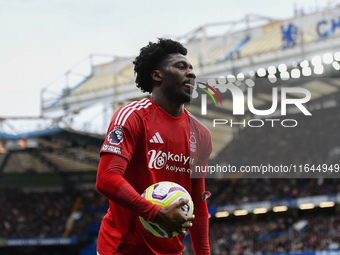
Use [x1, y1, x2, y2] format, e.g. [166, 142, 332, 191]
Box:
[97, 98, 212, 255]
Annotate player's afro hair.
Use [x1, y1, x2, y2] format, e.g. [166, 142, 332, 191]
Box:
[133, 38, 187, 93]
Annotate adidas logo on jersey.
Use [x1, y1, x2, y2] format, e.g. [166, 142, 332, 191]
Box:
[149, 132, 164, 144]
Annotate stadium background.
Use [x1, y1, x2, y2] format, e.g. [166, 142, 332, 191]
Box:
[1, 2, 340, 255]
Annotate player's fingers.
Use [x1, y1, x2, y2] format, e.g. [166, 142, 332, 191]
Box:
[175, 228, 187, 236]
[182, 221, 193, 229]
[173, 198, 189, 208]
[185, 214, 195, 222]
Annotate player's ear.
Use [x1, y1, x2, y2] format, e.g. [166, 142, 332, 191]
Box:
[151, 70, 162, 82]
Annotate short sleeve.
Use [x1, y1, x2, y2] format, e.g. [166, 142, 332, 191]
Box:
[100, 108, 141, 162]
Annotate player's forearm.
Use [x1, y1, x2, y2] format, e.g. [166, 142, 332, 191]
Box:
[189, 201, 210, 254]
[96, 154, 161, 222]
[189, 178, 211, 254]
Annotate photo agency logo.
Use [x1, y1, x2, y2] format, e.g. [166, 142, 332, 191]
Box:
[192, 76, 312, 128]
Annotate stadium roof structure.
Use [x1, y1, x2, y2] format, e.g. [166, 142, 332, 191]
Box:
[37, 5, 340, 159]
[2, 4, 340, 163]
[0, 128, 103, 189]
[41, 6, 340, 112]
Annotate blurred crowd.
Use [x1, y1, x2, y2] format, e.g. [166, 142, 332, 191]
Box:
[206, 178, 340, 206]
[183, 211, 340, 255]
[1, 178, 339, 255]
[0, 189, 107, 239]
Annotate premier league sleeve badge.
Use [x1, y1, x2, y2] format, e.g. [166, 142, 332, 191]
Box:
[107, 126, 124, 145]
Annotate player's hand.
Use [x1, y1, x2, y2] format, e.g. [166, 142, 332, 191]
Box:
[154, 198, 195, 238]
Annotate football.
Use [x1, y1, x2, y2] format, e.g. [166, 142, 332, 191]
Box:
[139, 181, 194, 238]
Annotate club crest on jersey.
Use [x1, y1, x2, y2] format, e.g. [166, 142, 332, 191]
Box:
[190, 132, 197, 152]
[107, 126, 123, 145]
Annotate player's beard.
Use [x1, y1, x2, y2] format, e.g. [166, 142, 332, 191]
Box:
[163, 83, 192, 105]
[170, 88, 191, 104]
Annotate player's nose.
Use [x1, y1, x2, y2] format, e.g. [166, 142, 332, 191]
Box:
[186, 68, 196, 79]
